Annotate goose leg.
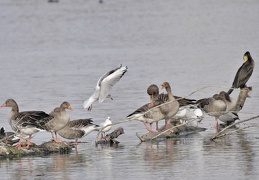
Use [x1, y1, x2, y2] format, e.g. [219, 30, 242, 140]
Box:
[24, 136, 32, 149]
[165, 119, 174, 133]
[165, 119, 170, 129]
[54, 132, 63, 143]
[75, 139, 78, 152]
[214, 117, 219, 133]
[51, 131, 55, 139]
[143, 121, 153, 132]
[14, 133, 23, 148]
[150, 122, 153, 131]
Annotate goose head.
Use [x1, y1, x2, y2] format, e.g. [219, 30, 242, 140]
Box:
[60, 101, 73, 111]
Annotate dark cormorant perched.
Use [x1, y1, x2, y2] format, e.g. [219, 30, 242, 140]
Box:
[227, 51, 255, 94]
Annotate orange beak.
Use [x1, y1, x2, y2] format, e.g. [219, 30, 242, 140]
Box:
[161, 84, 165, 90]
[0, 103, 6, 107]
[68, 105, 73, 111]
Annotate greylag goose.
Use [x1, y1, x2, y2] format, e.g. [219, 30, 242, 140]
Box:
[198, 87, 251, 130]
[41, 101, 72, 142]
[218, 91, 236, 111]
[146, 84, 197, 130]
[83, 65, 128, 111]
[57, 118, 99, 150]
[147, 84, 197, 107]
[127, 82, 180, 132]
[197, 92, 231, 132]
[0, 99, 51, 148]
[227, 51, 255, 94]
[99, 117, 112, 138]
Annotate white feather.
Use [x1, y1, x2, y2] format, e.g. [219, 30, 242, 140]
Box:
[83, 92, 99, 109]
[99, 66, 127, 102]
[99, 117, 112, 133]
[83, 65, 127, 109]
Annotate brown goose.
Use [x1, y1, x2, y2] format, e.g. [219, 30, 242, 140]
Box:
[146, 84, 197, 130]
[147, 84, 197, 107]
[0, 99, 51, 148]
[218, 91, 236, 111]
[57, 118, 99, 150]
[127, 82, 179, 132]
[197, 93, 228, 132]
[41, 101, 72, 142]
[227, 51, 255, 94]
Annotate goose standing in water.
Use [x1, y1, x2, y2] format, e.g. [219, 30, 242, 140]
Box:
[83, 65, 127, 111]
[41, 101, 73, 142]
[0, 99, 51, 148]
[57, 118, 99, 150]
[227, 51, 255, 95]
[127, 82, 179, 132]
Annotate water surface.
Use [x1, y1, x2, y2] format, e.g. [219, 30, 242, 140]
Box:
[0, 0, 259, 179]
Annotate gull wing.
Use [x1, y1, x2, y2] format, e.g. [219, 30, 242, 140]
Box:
[98, 65, 127, 103]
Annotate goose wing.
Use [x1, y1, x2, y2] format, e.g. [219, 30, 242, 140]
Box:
[13, 111, 51, 130]
[68, 119, 94, 129]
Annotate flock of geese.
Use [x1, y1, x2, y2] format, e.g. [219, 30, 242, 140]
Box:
[0, 51, 255, 149]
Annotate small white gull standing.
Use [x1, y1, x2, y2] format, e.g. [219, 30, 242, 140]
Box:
[98, 117, 112, 138]
[83, 65, 128, 111]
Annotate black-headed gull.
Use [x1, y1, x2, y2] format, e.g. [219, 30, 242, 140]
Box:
[99, 117, 112, 138]
[84, 65, 128, 111]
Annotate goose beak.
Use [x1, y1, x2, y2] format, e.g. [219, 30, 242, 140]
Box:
[161, 84, 165, 89]
[68, 105, 73, 110]
[0, 103, 6, 107]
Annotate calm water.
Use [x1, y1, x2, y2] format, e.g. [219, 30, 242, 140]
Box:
[0, 0, 259, 179]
